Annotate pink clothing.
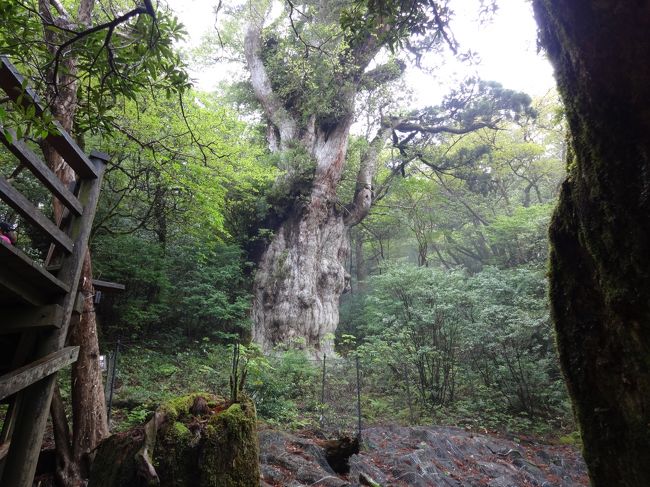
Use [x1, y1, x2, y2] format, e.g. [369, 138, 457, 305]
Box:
[0, 234, 11, 245]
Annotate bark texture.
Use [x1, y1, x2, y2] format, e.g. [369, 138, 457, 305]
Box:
[68, 254, 110, 470]
[244, 12, 376, 353]
[253, 207, 349, 353]
[533, 1, 650, 485]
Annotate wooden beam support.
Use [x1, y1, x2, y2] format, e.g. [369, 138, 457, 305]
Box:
[0, 177, 74, 253]
[0, 441, 9, 461]
[0, 305, 63, 334]
[0, 58, 44, 116]
[1, 155, 108, 487]
[0, 347, 79, 401]
[45, 126, 99, 179]
[0, 130, 83, 216]
[92, 279, 126, 293]
[73, 292, 84, 315]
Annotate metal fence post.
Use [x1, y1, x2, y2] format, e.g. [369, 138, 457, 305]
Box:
[106, 337, 120, 427]
[320, 353, 327, 429]
[356, 354, 362, 442]
[404, 366, 415, 424]
[103, 351, 112, 401]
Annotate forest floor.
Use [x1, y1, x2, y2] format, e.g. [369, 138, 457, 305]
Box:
[30, 422, 587, 486]
[259, 424, 588, 487]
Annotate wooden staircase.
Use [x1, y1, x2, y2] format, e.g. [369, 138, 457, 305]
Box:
[0, 56, 109, 487]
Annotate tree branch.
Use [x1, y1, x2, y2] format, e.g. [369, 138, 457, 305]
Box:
[49, 0, 71, 19]
[344, 123, 392, 226]
[393, 120, 495, 136]
[50, 5, 152, 93]
[244, 16, 297, 148]
[358, 59, 407, 91]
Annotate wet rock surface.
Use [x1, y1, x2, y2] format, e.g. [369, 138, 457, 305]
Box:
[259, 426, 588, 487]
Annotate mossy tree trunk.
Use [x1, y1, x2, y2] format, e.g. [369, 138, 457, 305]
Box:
[244, 10, 392, 355]
[89, 394, 260, 487]
[533, 2, 650, 485]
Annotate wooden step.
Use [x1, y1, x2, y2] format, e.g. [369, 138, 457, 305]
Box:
[0, 244, 69, 306]
[0, 176, 74, 253]
[0, 346, 79, 401]
[92, 279, 126, 293]
[0, 130, 83, 216]
[0, 305, 64, 335]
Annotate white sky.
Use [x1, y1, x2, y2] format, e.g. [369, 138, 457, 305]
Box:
[165, 0, 556, 100]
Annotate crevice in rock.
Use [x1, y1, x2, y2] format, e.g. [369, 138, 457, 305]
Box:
[322, 435, 360, 474]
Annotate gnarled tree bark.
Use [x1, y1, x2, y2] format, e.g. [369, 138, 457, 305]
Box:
[533, 1, 650, 485]
[244, 7, 385, 353]
[244, 3, 519, 353]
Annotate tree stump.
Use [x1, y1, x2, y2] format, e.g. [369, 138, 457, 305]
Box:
[88, 393, 259, 487]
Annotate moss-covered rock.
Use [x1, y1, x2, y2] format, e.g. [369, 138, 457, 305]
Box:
[88, 393, 260, 487]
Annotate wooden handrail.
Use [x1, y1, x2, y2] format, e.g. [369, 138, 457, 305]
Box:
[0, 347, 79, 401]
[0, 57, 99, 179]
[0, 243, 70, 305]
[0, 177, 74, 253]
[0, 130, 83, 216]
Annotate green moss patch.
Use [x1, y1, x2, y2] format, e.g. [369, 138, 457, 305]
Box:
[89, 393, 259, 487]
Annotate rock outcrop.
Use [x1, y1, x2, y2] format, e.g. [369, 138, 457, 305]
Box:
[259, 425, 588, 487]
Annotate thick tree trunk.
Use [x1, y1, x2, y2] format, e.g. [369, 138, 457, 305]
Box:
[252, 205, 349, 354]
[69, 253, 109, 472]
[244, 10, 390, 354]
[89, 394, 260, 487]
[252, 121, 355, 353]
[533, 1, 650, 485]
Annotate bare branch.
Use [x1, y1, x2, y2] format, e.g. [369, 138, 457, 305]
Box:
[431, 1, 458, 54]
[393, 120, 495, 135]
[178, 93, 208, 165]
[50, 5, 153, 93]
[49, 0, 71, 19]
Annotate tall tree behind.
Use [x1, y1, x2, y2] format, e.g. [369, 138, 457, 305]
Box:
[239, 0, 528, 353]
[38, 4, 108, 484]
[533, 1, 650, 485]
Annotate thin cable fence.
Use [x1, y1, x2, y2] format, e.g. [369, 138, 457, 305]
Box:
[315, 355, 361, 434]
[101, 343, 571, 436]
[103, 345, 371, 436]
